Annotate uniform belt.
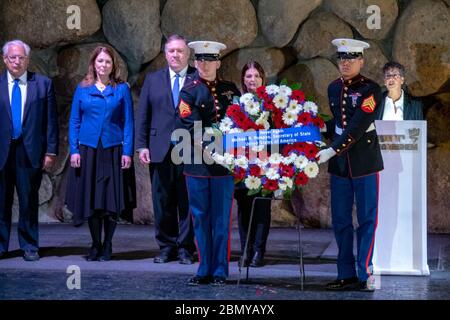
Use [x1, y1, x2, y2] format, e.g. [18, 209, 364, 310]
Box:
[335, 123, 375, 135]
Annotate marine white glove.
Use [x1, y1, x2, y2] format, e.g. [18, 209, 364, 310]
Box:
[316, 147, 336, 164]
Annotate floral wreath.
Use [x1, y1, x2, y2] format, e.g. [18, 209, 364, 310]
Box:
[211, 80, 327, 199]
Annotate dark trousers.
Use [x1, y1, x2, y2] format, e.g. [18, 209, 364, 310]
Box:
[330, 173, 379, 282]
[234, 188, 271, 255]
[150, 150, 194, 254]
[0, 139, 42, 253]
[186, 175, 234, 278]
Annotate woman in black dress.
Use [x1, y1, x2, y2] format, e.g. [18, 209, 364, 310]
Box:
[66, 46, 136, 261]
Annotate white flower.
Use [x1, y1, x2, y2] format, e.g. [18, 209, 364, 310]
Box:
[240, 93, 254, 105]
[286, 100, 302, 114]
[279, 176, 293, 191]
[282, 153, 297, 165]
[279, 85, 292, 97]
[228, 128, 243, 134]
[266, 167, 280, 180]
[269, 153, 282, 164]
[254, 158, 269, 168]
[304, 162, 319, 178]
[273, 94, 289, 109]
[244, 176, 262, 190]
[294, 155, 309, 169]
[282, 111, 297, 126]
[235, 156, 249, 169]
[265, 84, 279, 95]
[303, 101, 318, 114]
[219, 117, 233, 133]
[245, 100, 261, 116]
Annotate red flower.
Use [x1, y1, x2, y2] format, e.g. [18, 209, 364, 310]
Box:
[292, 90, 305, 103]
[263, 179, 279, 191]
[282, 144, 294, 156]
[280, 164, 295, 178]
[233, 167, 246, 181]
[294, 172, 309, 186]
[298, 112, 313, 125]
[256, 86, 266, 99]
[263, 102, 275, 111]
[312, 116, 325, 128]
[226, 104, 241, 117]
[304, 143, 318, 160]
[249, 165, 262, 177]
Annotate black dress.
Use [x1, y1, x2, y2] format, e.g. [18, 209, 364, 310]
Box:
[65, 141, 136, 226]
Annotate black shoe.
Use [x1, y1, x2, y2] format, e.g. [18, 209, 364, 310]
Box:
[187, 275, 211, 286]
[178, 250, 194, 265]
[359, 280, 376, 292]
[0, 251, 6, 259]
[250, 251, 264, 267]
[211, 277, 226, 286]
[86, 245, 102, 261]
[154, 250, 176, 263]
[326, 277, 359, 291]
[23, 250, 40, 261]
[98, 242, 112, 262]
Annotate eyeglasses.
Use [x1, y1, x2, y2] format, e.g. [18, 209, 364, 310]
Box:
[384, 73, 402, 80]
[5, 55, 27, 63]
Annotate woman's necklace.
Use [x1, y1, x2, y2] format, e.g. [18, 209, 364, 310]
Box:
[96, 80, 109, 92]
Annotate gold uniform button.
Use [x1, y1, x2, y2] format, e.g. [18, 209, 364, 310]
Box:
[348, 138, 352, 142]
[344, 87, 348, 91]
[343, 121, 347, 126]
[336, 149, 341, 153]
[201, 104, 205, 108]
[342, 101, 346, 105]
[342, 143, 346, 147]
[215, 106, 220, 110]
[215, 99, 219, 104]
[342, 108, 346, 112]
[342, 114, 346, 119]
[367, 139, 371, 143]
[211, 87, 216, 92]
[344, 93, 348, 98]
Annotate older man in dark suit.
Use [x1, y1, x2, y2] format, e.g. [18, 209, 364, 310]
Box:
[0, 40, 58, 261]
[135, 34, 196, 264]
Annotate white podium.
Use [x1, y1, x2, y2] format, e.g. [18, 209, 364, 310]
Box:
[373, 120, 429, 276]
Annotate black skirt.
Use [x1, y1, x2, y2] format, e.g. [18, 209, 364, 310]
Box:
[65, 141, 136, 226]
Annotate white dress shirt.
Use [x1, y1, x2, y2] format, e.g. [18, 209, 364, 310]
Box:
[169, 65, 188, 93]
[382, 90, 404, 120]
[7, 71, 27, 123]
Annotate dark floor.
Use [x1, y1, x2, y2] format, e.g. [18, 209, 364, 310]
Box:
[0, 223, 449, 300]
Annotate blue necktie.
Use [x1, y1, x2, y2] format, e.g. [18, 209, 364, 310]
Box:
[172, 74, 180, 108]
[11, 79, 22, 139]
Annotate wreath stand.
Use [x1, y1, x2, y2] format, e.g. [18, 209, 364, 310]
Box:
[237, 195, 306, 291]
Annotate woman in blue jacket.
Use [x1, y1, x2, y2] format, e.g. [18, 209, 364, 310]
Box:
[66, 46, 136, 261]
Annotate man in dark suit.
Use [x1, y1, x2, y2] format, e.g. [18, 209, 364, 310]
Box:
[0, 40, 58, 261]
[135, 34, 196, 264]
[317, 39, 383, 292]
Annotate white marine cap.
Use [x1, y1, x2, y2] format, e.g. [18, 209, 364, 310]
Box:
[188, 41, 227, 61]
[332, 38, 370, 58]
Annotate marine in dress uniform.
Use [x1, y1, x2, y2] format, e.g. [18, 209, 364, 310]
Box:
[316, 39, 383, 292]
[176, 41, 241, 286]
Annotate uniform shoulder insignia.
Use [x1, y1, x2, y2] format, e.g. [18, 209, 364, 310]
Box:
[183, 80, 200, 90]
[361, 94, 376, 113]
[178, 98, 192, 118]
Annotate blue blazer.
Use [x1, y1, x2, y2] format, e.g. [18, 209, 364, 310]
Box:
[0, 71, 58, 169]
[135, 66, 196, 163]
[69, 82, 134, 156]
